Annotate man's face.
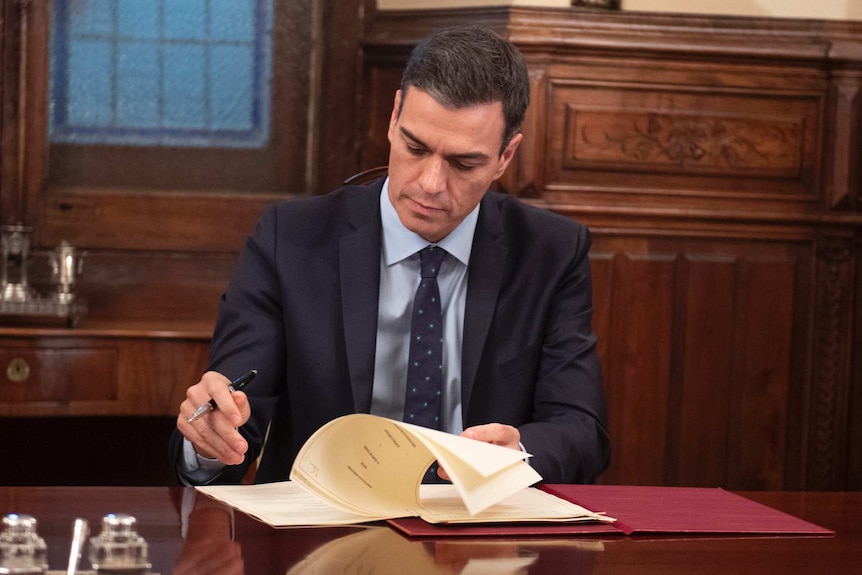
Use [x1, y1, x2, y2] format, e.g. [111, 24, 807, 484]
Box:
[386, 88, 522, 243]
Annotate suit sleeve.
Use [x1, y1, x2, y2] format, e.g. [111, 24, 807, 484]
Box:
[170, 205, 288, 485]
[518, 225, 610, 484]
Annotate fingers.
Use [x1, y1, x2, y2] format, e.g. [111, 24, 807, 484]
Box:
[437, 465, 451, 481]
[176, 371, 251, 465]
[437, 424, 522, 481]
[197, 371, 249, 427]
[460, 423, 521, 451]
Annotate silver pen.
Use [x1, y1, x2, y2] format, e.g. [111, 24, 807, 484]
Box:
[187, 369, 258, 423]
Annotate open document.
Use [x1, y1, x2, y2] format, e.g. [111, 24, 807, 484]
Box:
[196, 414, 613, 527]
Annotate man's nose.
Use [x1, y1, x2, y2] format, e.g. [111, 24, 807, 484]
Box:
[418, 158, 446, 195]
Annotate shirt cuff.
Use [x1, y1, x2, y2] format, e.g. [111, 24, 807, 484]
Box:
[180, 438, 226, 485]
[519, 441, 532, 467]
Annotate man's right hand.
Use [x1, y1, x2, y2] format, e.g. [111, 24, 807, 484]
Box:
[176, 371, 251, 466]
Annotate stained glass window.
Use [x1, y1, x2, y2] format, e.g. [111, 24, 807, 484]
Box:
[49, 0, 272, 148]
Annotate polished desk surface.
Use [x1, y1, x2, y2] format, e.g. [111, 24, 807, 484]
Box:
[0, 487, 858, 574]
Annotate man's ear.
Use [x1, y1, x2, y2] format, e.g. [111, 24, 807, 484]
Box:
[387, 89, 403, 144]
[494, 132, 523, 179]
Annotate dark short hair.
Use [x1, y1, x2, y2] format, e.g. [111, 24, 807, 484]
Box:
[400, 25, 530, 153]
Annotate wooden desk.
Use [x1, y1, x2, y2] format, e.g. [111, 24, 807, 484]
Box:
[0, 487, 858, 574]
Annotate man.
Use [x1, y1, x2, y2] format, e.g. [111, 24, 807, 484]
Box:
[171, 25, 610, 486]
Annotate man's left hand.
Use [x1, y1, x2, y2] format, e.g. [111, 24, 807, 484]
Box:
[438, 423, 521, 481]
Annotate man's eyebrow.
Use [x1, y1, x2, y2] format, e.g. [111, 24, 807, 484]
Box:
[399, 126, 491, 162]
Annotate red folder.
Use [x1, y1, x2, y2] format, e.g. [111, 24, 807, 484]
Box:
[541, 484, 835, 536]
[387, 517, 622, 538]
[388, 485, 834, 538]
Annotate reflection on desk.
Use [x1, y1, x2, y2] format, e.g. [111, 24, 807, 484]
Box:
[0, 487, 859, 575]
[285, 528, 600, 574]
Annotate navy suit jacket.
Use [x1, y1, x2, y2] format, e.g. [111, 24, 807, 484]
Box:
[170, 178, 610, 484]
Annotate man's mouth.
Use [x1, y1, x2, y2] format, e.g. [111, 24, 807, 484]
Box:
[408, 196, 444, 215]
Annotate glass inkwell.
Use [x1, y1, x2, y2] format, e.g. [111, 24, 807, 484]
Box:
[88, 514, 152, 574]
[0, 514, 48, 575]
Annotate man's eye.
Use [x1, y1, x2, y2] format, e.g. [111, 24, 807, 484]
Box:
[406, 145, 425, 156]
[452, 161, 475, 172]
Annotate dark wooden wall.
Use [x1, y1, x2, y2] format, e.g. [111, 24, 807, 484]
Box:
[0, 2, 859, 490]
[359, 8, 862, 491]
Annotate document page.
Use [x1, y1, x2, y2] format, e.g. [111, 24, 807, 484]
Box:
[403, 422, 542, 514]
[290, 414, 436, 518]
[417, 485, 615, 524]
[196, 482, 614, 528]
[198, 414, 594, 527]
[290, 414, 542, 517]
[196, 481, 380, 526]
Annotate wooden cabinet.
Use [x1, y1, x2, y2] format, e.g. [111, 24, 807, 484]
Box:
[0, 327, 210, 416]
[360, 7, 862, 490]
[0, 326, 210, 485]
[0, 344, 117, 404]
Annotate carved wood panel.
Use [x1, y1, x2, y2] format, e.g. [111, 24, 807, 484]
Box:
[809, 237, 855, 490]
[546, 81, 822, 208]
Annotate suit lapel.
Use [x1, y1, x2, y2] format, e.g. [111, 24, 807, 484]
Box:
[461, 193, 507, 416]
[339, 184, 383, 414]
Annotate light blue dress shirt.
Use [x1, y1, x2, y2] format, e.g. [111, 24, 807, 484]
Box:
[371, 178, 478, 434]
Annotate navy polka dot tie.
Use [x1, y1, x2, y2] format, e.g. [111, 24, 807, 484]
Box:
[404, 246, 447, 431]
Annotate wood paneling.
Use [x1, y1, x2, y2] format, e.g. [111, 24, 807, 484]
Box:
[360, 7, 862, 490]
[0, 0, 378, 485]
[1, 2, 860, 490]
[851, 239, 862, 490]
[671, 256, 736, 487]
[588, 238, 810, 490]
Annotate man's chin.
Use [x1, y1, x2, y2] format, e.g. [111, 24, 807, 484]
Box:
[405, 218, 446, 243]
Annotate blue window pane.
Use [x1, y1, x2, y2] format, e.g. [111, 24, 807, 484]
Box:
[68, 40, 113, 126]
[210, 45, 253, 130]
[116, 43, 160, 127]
[164, 0, 206, 41]
[118, 0, 159, 40]
[69, 0, 114, 36]
[163, 44, 206, 129]
[210, 0, 255, 42]
[50, 0, 273, 148]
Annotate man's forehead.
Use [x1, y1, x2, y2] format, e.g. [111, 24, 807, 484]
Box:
[398, 89, 506, 154]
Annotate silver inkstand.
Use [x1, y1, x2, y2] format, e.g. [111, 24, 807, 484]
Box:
[0, 224, 85, 327]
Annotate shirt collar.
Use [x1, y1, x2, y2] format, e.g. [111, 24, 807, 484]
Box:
[380, 177, 479, 267]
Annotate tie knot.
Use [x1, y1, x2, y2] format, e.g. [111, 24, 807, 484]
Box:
[419, 246, 446, 279]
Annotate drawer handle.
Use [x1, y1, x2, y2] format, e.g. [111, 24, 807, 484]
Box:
[6, 358, 31, 383]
